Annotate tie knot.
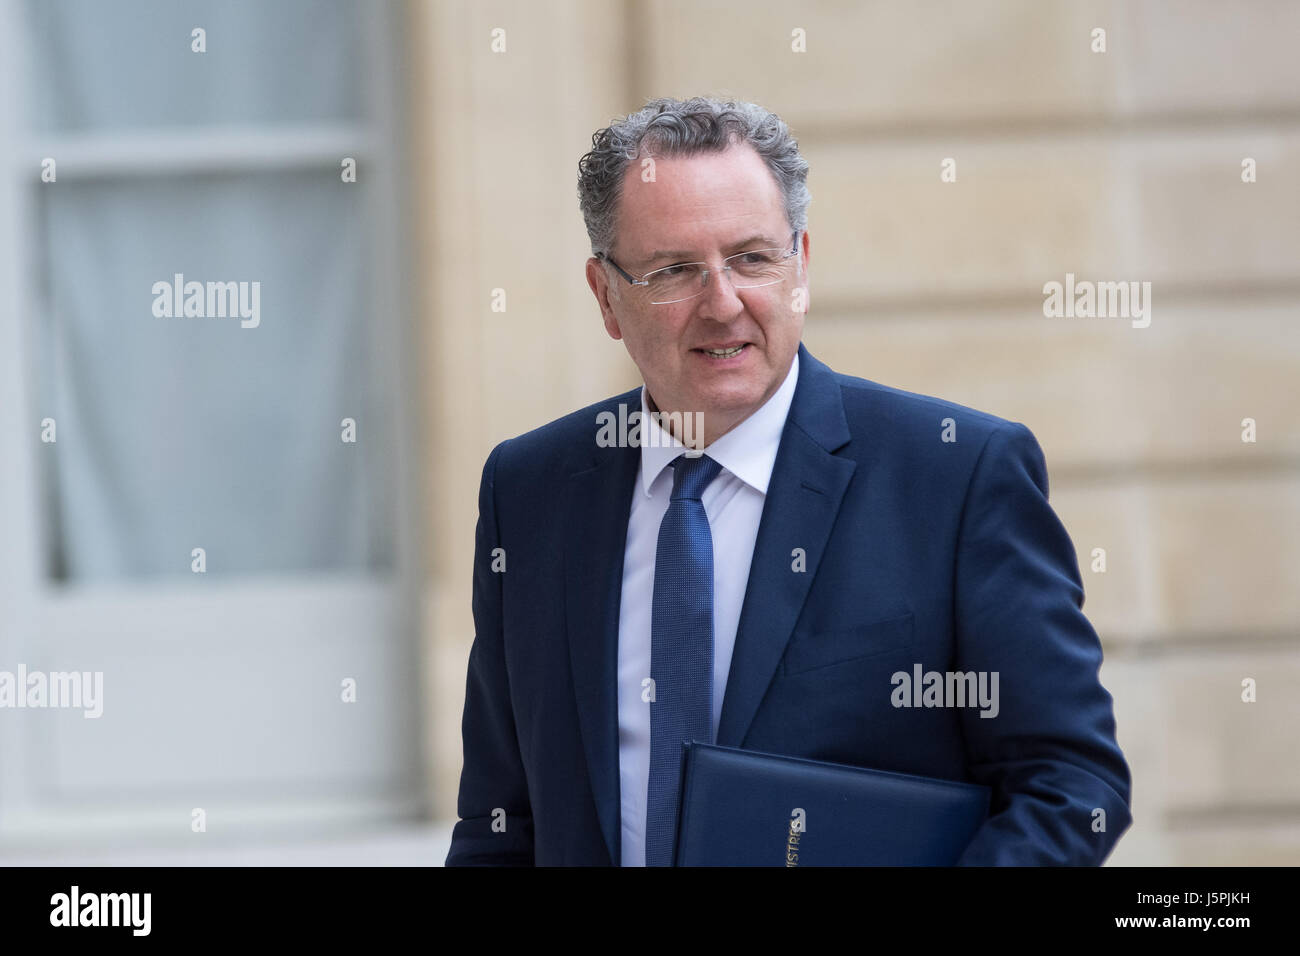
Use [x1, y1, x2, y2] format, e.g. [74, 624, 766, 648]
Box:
[669, 453, 722, 501]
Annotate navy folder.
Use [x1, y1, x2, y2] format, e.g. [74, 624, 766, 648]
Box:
[672, 742, 991, 866]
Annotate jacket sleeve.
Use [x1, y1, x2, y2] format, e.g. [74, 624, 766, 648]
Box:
[445, 442, 535, 865]
[951, 422, 1132, 865]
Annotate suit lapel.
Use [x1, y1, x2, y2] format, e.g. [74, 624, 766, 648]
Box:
[564, 345, 855, 862]
[565, 419, 639, 867]
[716, 344, 856, 748]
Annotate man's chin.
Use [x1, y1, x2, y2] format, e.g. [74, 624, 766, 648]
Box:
[689, 391, 765, 429]
[649, 378, 767, 428]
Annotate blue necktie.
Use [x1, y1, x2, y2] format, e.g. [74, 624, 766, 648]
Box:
[645, 453, 723, 867]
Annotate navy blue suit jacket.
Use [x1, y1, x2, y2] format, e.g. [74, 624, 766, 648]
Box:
[446, 342, 1132, 865]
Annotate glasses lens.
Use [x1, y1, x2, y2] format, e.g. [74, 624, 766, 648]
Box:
[646, 263, 703, 304]
[727, 248, 794, 288]
[645, 248, 797, 304]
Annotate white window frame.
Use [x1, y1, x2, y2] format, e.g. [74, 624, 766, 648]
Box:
[0, 0, 425, 846]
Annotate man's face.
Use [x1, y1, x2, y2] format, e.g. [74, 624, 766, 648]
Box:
[586, 142, 810, 445]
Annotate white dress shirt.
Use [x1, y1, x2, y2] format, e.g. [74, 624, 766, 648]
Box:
[616, 352, 800, 866]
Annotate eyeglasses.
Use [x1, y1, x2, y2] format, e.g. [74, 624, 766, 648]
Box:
[598, 231, 801, 305]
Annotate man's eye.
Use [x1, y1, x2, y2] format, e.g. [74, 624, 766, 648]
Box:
[658, 265, 689, 277]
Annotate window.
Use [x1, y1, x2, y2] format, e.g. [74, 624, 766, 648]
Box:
[0, 0, 422, 845]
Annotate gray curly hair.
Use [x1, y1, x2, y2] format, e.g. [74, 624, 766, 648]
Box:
[577, 95, 811, 259]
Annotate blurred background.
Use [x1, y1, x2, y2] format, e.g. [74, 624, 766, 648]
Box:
[0, 0, 1296, 865]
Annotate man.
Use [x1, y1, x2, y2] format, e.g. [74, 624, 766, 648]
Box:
[446, 96, 1132, 866]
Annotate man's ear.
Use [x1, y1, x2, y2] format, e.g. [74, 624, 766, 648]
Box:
[586, 257, 623, 340]
[798, 229, 811, 313]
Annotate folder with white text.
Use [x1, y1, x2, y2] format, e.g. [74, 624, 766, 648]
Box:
[672, 741, 991, 866]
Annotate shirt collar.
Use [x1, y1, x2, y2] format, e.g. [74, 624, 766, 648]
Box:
[638, 350, 800, 497]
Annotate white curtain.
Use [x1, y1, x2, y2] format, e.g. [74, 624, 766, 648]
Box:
[28, 0, 392, 581]
[27, 0, 362, 131]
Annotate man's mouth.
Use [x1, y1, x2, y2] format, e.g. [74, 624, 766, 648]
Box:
[696, 343, 748, 359]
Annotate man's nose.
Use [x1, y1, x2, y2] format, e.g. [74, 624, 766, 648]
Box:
[697, 263, 745, 314]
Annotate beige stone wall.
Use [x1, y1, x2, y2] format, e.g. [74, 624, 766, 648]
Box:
[409, 0, 1300, 864]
